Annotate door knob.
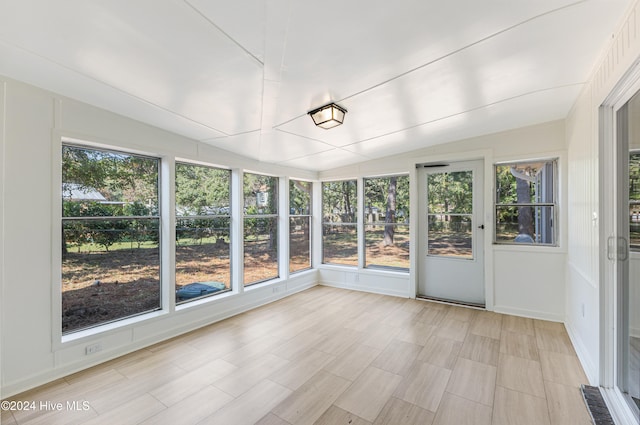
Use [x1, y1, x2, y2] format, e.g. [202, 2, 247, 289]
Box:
[478, 224, 485, 229]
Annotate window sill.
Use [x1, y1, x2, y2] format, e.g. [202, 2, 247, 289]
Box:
[175, 288, 235, 311]
[60, 309, 168, 345]
[319, 264, 358, 272]
[244, 277, 287, 292]
[492, 243, 566, 254]
[362, 266, 409, 276]
[319, 264, 409, 278]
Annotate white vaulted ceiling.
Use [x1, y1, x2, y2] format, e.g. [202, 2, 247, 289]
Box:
[0, 0, 632, 171]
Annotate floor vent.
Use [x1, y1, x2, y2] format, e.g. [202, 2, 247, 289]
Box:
[581, 385, 615, 425]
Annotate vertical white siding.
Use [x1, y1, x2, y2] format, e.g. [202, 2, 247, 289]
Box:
[565, 0, 640, 384]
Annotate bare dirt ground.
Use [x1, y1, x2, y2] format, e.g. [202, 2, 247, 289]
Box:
[61, 238, 311, 333]
[61, 230, 413, 333]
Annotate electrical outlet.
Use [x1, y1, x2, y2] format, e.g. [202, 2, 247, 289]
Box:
[85, 343, 102, 355]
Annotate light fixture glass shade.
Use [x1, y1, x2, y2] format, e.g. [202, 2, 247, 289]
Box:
[309, 103, 347, 129]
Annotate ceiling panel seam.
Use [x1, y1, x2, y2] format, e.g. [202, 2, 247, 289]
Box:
[274, 128, 336, 149]
[183, 0, 264, 66]
[339, 82, 586, 148]
[276, 146, 372, 166]
[273, 0, 589, 129]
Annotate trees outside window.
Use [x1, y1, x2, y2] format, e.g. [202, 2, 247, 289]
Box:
[61, 144, 160, 333]
[322, 180, 357, 265]
[175, 163, 231, 304]
[244, 173, 279, 285]
[427, 171, 473, 257]
[290, 180, 312, 273]
[495, 159, 557, 245]
[364, 176, 409, 269]
[630, 152, 640, 250]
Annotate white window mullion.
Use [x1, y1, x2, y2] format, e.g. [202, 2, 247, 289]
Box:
[279, 176, 289, 281]
[313, 181, 323, 267]
[232, 168, 244, 294]
[162, 156, 176, 313]
[357, 178, 365, 269]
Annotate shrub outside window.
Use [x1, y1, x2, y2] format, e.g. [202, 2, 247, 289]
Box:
[175, 163, 231, 304]
[244, 173, 279, 285]
[290, 180, 312, 273]
[322, 180, 358, 266]
[364, 176, 410, 270]
[495, 159, 557, 245]
[61, 144, 160, 334]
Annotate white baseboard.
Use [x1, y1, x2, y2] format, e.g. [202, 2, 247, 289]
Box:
[319, 280, 409, 298]
[492, 304, 564, 323]
[564, 320, 598, 385]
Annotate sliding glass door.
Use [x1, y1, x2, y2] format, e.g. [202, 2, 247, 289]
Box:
[614, 91, 640, 418]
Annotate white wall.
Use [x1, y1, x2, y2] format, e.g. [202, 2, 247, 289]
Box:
[320, 120, 567, 321]
[0, 76, 319, 398]
[565, 0, 640, 387]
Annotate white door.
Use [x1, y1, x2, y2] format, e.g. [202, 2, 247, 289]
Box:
[417, 160, 485, 306]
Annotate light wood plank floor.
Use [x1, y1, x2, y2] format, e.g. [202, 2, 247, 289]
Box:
[2, 286, 593, 425]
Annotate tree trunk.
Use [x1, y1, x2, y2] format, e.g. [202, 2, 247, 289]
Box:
[62, 236, 68, 259]
[516, 177, 533, 237]
[343, 181, 353, 222]
[383, 177, 397, 246]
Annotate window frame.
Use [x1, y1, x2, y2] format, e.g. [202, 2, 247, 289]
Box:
[363, 174, 410, 271]
[493, 158, 558, 247]
[243, 172, 280, 286]
[174, 161, 232, 304]
[289, 179, 313, 274]
[60, 142, 162, 335]
[321, 179, 358, 266]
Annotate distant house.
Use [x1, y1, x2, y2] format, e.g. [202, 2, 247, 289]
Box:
[62, 183, 107, 203]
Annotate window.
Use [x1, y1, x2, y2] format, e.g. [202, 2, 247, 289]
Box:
[364, 176, 410, 269]
[495, 159, 557, 245]
[61, 144, 160, 334]
[244, 173, 279, 285]
[322, 180, 358, 266]
[630, 151, 640, 251]
[175, 163, 231, 304]
[428, 170, 473, 258]
[289, 180, 312, 273]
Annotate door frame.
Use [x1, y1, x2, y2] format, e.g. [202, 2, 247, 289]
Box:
[417, 159, 485, 305]
[409, 149, 494, 311]
[599, 58, 640, 424]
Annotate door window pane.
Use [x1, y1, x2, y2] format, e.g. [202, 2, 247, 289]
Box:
[427, 171, 473, 258]
[428, 171, 472, 214]
[428, 215, 472, 258]
[620, 95, 640, 413]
